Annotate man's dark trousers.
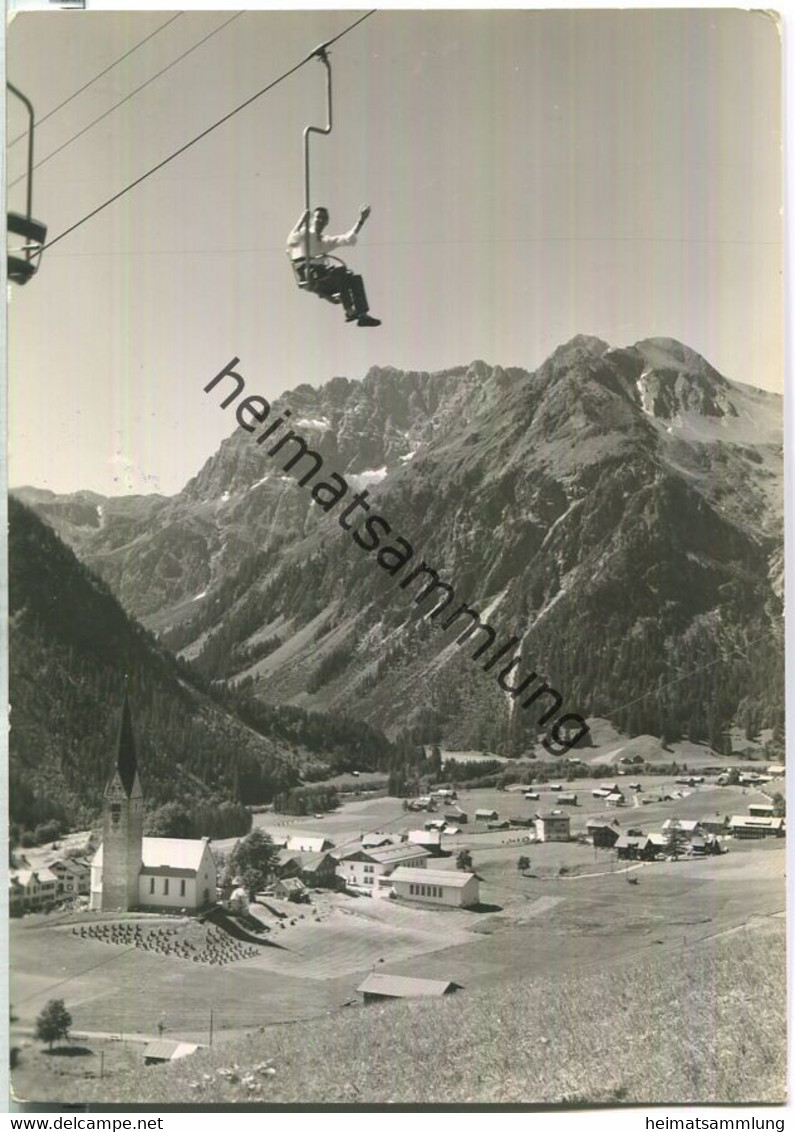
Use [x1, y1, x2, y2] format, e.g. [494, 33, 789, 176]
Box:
[312, 264, 369, 318]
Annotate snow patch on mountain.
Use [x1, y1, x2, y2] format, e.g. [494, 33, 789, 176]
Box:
[348, 467, 388, 490]
[635, 371, 656, 416]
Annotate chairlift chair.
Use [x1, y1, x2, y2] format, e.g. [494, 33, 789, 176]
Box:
[7, 82, 47, 285]
[289, 45, 345, 301]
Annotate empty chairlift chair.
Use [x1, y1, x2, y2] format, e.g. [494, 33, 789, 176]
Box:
[7, 83, 47, 285]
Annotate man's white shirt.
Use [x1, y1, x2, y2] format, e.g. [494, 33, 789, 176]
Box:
[286, 216, 359, 263]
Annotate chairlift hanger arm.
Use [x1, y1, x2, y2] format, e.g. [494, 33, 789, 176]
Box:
[7, 82, 47, 283]
[303, 47, 333, 275]
[7, 82, 35, 221]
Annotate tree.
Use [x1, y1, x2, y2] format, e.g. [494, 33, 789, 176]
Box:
[772, 792, 786, 817]
[144, 802, 194, 838]
[456, 849, 473, 871]
[227, 829, 277, 899]
[33, 820, 62, 847]
[517, 855, 530, 873]
[665, 818, 686, 861]
[35, 999, 72, 1052]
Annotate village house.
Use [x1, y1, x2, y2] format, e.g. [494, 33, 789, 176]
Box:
[90, 696, 217, 913]
[604, 791, 626, 808]
[475, 808, 498, 822]
[337, 843, 431, 892]
[445, 809, 468, 824]
[271, 876, 309, 901]
[661, 819, 703, 842]
[8, 867, 59, 914]
[699, 815, 729, 835]
[728, 815, 785, 840]
[357, 973, 462, 1004]
[48, 857, 91, 898]
[688, 834, 721, 856]
[748, 803, 776, 818]
[557, 792, 578, 806]
[408, 829, 445, 856]
[535, 810, 571, 843]
[586, 819, 621, 849]
[615, 834, 655, 861]
[299, 850, 341, 888]
[275, 849, 304, 877]
[593, 783, 619, 798]
[423, 819, 446, 832]
[388, 867, 480, 908]
[360, 832, 401, 849]
[8, 875, 25, 916]
[285, 832, 335, 853]
[275, 848, 340, 889]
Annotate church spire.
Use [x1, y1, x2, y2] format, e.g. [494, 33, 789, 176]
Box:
[114, 690, 140, 797]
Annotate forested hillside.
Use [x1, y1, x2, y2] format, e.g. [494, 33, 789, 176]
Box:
[8, 499, 395, 833]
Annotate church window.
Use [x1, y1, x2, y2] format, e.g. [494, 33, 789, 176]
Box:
[110, 803, 122, 826]
[180, 879, 186, 897]
[164, 879, 169, 895]
[149, 877, 154, 895]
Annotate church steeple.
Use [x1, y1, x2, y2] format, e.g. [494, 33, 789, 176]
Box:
[98, 688, 144, 911]
[114, 691, 140, 798]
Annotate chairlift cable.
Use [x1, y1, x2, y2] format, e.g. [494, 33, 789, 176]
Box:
[9, 12, 245, 190]
[7, 12, 183, 149]
[39, 9, 376, 255]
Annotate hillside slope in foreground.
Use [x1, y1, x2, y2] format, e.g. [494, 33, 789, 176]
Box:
[48, 916, 784, 1106]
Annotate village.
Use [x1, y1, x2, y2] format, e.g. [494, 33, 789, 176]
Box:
[8, 700, 786, 1099]
[9, 766, 785, 919]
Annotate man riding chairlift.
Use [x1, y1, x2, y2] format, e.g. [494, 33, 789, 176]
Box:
[287, 204, 380, 327]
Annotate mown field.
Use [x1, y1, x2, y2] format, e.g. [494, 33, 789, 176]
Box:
[20, 914, 786, 1106]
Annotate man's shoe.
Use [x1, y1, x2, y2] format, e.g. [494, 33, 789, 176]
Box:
[345, 312, 358, 322]
[357, 315, 381, 327]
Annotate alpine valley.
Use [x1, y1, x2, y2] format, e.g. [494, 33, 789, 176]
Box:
[14, 335, 785, 818]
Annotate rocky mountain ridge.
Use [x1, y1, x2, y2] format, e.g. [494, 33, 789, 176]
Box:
[16, 335, 784, 754]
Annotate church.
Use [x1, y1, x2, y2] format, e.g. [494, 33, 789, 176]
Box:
[90, 695, 217, 913]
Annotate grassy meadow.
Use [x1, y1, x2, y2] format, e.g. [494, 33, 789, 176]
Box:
[24, 915, 785, 1106]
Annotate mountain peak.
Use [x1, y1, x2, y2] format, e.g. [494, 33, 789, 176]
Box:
[632, 338, 727, 384]
[548, 335, 611, 363]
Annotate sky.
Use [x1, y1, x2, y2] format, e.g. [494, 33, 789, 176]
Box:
[7, 6, 783, 496]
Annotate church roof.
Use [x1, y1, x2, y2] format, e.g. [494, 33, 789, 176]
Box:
[92, 837, 212, 876]
[114, 692, 140, 797]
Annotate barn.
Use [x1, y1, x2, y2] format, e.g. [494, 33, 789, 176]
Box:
[357, 973, 462, 1003]
[142, 1040, 198, 1066]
